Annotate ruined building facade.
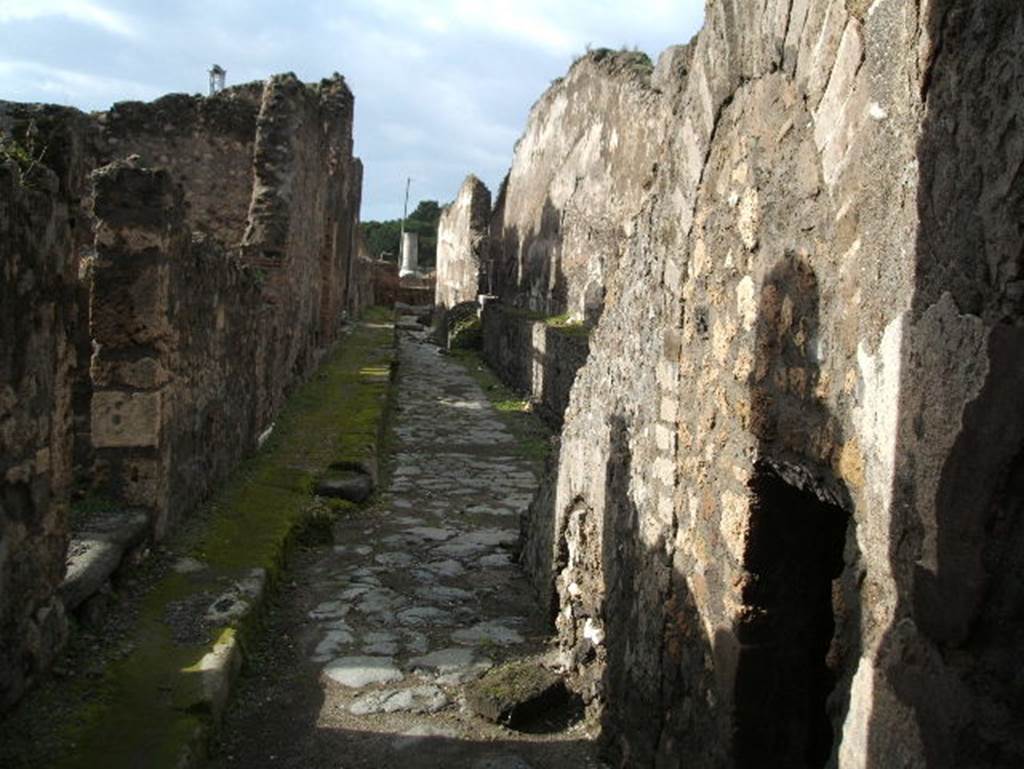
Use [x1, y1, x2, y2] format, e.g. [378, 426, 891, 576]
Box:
[0, 74, 368, 709]
[436, 0, 1024, 766]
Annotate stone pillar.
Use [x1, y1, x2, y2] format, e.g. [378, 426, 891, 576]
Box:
[89, 160, 183, 538]
[399, 231, 419, 277]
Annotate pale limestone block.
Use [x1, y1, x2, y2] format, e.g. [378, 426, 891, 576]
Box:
[91, 390, 164, 448]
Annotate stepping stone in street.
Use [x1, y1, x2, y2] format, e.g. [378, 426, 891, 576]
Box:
[308, 600, 350, 621]
[323, 656, 403, 688]
[452, 620, 525, 647]
[409, 647, 493, 684]
[349, 685, 449, 715]
[316, 471, 373, 503]
[312, 628, 356, 662]
[397, 606, 454, 627]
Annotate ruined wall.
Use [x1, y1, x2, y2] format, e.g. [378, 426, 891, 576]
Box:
[100, 84, 262, 246]
[489, 50, 664, 321]
[0, 161, 76, 709]
[480, 303, 589, 428]
[484, 1, 1024, 767]
[436, 174, 491, 308]
[243, 74, 362, 367]
[0, 72, 366, 706]
[88, 161, 275, 536]
[85, 73, 363, 536]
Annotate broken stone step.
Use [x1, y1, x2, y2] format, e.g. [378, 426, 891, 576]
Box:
[60, 509, 150, 612]
[463, 660, 568, 728]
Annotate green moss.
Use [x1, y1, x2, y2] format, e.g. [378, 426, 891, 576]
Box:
[498, 307, 592, 338]
[544, 313, 591, 338]
[449, 316, 483, 350]
[43, 312, 397, 769]
[473, 661, 555, 702]
[449, 348, 553, 464]
[494, 399, 530, 413]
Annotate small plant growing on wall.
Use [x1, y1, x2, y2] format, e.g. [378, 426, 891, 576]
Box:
[0, 120, 48, 188]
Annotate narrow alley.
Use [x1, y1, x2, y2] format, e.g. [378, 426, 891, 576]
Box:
[208, 324, 602, 768]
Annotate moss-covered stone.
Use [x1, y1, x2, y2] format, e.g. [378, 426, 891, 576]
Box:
[464, 660, 567, 728]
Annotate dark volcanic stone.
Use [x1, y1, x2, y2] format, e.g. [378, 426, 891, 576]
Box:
[464, 661, 567, 728]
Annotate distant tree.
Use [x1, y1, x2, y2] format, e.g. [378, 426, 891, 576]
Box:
[359, 199, 442, 268]
[360, 219, 402, 261]
[409, 200, 441, 225]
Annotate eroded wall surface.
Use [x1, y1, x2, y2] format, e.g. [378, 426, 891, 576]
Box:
[436, 174, 491, 309]
[489, 50, 664, 321]
[480, 1, 1024, 766]
[101, 85, 263, 245]
[0, 162, 76, 709]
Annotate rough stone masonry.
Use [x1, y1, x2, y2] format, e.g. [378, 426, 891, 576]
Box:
[436, 0, 1024, 767]
[0, 73, 370, 710]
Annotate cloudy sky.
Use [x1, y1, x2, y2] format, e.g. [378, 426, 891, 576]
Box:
[0, 0, 704, 220]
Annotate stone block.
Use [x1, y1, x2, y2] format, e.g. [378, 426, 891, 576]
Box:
[91, 390, 164, 448]
[464, 661, 568, 728]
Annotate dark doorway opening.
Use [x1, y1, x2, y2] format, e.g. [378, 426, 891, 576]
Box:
[734, 467, 851, 769]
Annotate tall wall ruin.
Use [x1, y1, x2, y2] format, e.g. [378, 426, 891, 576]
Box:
[435, 174, 491, 309]
[448, 0, 1024, 766]
[0, 72, 366, 708]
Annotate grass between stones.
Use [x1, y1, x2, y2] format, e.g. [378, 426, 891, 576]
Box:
[448, 348, 554, 463]
[24, 310, 396, 769]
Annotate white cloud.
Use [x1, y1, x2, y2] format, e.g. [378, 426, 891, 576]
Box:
[0, 0, 137, 37]
[345, 0, 702, 57]
[447, 0, 577, 56]
[0, 60, 156, 106]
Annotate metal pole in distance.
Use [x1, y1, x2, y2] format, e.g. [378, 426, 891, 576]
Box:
[399, 176, 411, 265]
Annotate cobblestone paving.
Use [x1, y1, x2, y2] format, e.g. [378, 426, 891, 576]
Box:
[210, 327, 602, 768]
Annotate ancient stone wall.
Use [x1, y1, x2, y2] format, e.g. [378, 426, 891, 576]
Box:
[99, 84, 262, 246]
[0, 72, 365, 706]
[88, 161, 272, 536]
[480, 1, 1024, 766]
[84, 74, 364, 536]
[480, 303, 589, 428]
[0, 160, 77, 709]
[242, 74, 362, 368]
[436, 174, 491, 309]
[488, 50, 664, 321]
